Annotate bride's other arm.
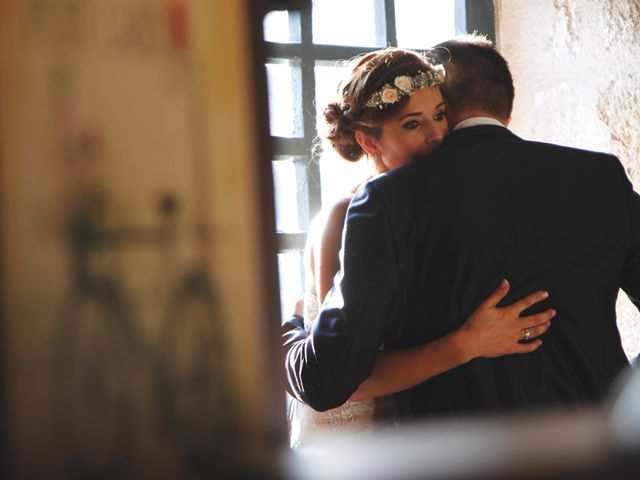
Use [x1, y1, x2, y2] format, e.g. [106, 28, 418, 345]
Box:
[308, 196, 353, 304]
[350, 279, 555, 402]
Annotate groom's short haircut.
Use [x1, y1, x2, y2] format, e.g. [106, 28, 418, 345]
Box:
[429, 34, 515, 120]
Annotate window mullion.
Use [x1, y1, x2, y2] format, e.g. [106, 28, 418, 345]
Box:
[299, 5, 322, 220]
[277, 232, 307, 251]
[464, 0, 495, 42]
[373, 0, 397, 47]
[384, 0, 397, 47]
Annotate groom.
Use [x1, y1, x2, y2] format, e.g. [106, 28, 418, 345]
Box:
[283, 35, 640, 419]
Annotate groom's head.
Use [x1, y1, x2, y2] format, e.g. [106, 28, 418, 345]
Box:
[429, 34, 514, 126]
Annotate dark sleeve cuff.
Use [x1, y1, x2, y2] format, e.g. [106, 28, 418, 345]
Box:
[282, 315, 307, 345]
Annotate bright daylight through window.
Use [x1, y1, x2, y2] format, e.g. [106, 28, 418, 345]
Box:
[264, 0, 461, 320]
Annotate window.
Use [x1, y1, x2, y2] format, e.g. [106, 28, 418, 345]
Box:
[264, 0, 495, 320]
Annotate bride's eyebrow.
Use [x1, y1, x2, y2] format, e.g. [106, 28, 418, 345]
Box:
[398, 111, 421, 121]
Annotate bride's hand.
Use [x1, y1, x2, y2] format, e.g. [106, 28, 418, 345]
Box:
[458, 279, 555, 359]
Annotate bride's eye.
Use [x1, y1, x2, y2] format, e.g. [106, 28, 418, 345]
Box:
[434, 110, 446, 121]
[402, 119, 420, 130]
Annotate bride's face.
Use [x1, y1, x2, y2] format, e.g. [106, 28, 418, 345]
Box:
[373, 87, 448, 172]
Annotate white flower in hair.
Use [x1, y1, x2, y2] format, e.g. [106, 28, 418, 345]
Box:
[381, 86, 399, 103]
[365, 67, 445, 109]
[433, 64, 446, 81]
[394, 75, 413, 93]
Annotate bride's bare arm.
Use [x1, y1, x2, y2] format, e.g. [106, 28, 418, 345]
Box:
[313, 197, 352, 303]
[350, 279, 555, 402]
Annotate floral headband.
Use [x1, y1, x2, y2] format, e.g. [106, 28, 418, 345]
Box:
[365, 65, 446, 109]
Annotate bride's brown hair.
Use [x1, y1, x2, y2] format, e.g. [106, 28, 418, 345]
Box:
[322, 48, 438, 162]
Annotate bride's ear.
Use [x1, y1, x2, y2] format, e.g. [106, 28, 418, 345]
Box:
[355, 130, 380, 160]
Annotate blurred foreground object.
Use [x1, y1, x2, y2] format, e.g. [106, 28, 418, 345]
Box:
[287, 367, 640, 480]
[286, 402, 640, 480]
[610, 364, 640, 451]
[0, 0, 283, 478]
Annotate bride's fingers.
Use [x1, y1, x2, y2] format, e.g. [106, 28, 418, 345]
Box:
[514, 339, 543, 353]
[479, 278, 510, 309]
[506, 290, 550, 315]
[520, 308, 556, 326]
[519, 320, 552, 341]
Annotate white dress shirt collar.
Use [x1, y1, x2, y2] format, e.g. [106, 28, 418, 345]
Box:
[453, 116, 506, 131]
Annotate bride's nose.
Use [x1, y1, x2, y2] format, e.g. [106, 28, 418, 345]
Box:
[425, 127, 444, 146]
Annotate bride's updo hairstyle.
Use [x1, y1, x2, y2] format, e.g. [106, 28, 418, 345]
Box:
[322, 48, 443, 162]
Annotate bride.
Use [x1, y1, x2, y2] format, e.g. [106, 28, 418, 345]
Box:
[287, 47, 554, 448]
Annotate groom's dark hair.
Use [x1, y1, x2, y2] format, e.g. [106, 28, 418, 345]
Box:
[428, 34, 514, 120]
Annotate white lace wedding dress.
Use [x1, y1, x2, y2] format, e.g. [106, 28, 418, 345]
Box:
[287, 290, 377, 449]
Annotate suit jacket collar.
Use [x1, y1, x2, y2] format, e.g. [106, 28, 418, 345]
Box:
[443, 124, 520, 146]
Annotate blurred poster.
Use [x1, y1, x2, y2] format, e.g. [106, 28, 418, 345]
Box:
[0, 0, 282, 478]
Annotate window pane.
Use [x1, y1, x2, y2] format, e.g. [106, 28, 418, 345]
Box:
[319, 149, 371, 209]
[314, 61, 349, 128]
[320, 152, 374, 208]
[263, 10, 301, 43]
[266, 60, 304, 138]
[278, 251, 304, 322]
[395, 0, 456, 49]
[312, 0, 381, 47]
[272, 157, 309, 232]
[314, 61, 371, 207]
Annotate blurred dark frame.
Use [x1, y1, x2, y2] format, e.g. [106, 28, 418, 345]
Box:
[0, 97, 7, 479]
[0, 1, 288, 478]
[248, 0, 291, 446]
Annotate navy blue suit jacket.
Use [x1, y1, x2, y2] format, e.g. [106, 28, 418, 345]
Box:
[284, 125, 640, 419]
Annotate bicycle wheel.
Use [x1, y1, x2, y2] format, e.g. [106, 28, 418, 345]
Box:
[52, 278, 133, 479]
[155, 268, 235, 469]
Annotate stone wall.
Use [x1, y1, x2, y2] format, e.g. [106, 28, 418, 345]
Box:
[495, 0, 640, 359]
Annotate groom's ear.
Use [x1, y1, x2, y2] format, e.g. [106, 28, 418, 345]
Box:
[355, 130, 380, 159]
[505, 115, 512, 127]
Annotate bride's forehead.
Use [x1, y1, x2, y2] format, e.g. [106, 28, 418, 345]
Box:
[410, 87, 443, 104]
[395, 88, 443, 115]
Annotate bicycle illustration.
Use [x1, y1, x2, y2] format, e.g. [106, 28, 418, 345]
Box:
[51, 188, 237, 479]
[47, 11, 238, 473]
